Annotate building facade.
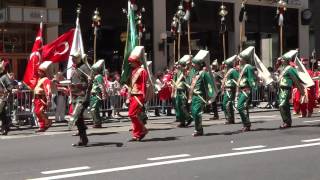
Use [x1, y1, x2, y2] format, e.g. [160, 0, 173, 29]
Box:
[162, 0, 310, 70]
[0, 0, 313, 78]
[0, 0, 60, 80]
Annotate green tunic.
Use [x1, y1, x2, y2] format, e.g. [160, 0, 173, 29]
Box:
[173, 70, 191, 125]
[278, 65, 304, 125]
[189, 70, 216, 134]
[222, 68, 239, 123]
[237, 64, 256, 127]
[90, 74, 105, 126]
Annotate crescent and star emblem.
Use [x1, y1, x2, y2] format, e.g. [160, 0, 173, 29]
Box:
[53, 42, 69, 56]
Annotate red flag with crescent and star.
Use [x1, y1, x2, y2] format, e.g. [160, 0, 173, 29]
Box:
[23, 22, 43, 90]
[42, 29, 75, 63]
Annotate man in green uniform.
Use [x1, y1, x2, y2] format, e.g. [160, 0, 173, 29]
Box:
[90, 59, 107, 128]
[237, 46, 257, 132]
[188, 50, 216, 136]
[173, 55, 192, 127]
[278, 50, 305, 128]
[221, 55, 239, 124]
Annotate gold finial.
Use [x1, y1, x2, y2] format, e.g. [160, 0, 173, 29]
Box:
[76, 4, 81, 17]
[92, 8, 101, 23]
[277, 0, 287, 10]
[219, 4, 228, 17]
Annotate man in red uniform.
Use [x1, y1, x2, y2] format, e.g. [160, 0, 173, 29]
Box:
[128, 46, 149, 141]
[34, 61, 52, 132]
[299, 58, 315, 117]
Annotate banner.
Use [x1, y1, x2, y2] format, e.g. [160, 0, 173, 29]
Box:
[23, 22, 43, 90]
[67, 17, 84, 79]
[42, 29, 75, 63]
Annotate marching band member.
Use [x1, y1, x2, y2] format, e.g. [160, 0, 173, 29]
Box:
[237, 47, 257, 132]
[34, 61, 53, 132]
[173, 55, 192, 127]
[127, 46, 149, 141]
[221, 55, 239, 124]
[69, 52, 92, 146]
[278, 50, 305, 128]
[299, 58, 315, 117]
[90, 60, 107, 128]
[188, 50, 216, 136]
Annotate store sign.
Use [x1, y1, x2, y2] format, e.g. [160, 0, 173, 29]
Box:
[8, 7, 22, 22]
[23, 7, 47, 23]
[0, 9, 6, 23]
[0, 6, 61, 25]
[288, 0, 301, 5]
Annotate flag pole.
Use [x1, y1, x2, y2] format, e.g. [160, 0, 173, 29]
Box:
[177, 27, 181, 61]
[137, 7, 146, 46]
[187, 21, 191, 55]
[92, 8, 101, 64]
[280, 25, 283, 55]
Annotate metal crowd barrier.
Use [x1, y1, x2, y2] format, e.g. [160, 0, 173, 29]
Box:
[8, 85, 277, 126]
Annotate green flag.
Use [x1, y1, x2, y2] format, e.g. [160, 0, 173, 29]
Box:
[121, 1, 138, 85]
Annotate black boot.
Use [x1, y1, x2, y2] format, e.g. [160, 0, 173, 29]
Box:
[72, 129, 88, 147]
[1, 119, 9, 135]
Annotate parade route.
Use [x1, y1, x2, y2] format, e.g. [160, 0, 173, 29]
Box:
[0, 111, 319, 180]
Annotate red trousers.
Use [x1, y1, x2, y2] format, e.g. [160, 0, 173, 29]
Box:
[293, 88, 315, 116]
[128, 95, 147, 138]
[34, 98, 49, 129]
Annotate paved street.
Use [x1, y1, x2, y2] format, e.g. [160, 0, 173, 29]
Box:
[1, 109, 320, 180]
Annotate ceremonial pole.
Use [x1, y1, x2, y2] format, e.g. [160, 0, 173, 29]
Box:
[277, 0, 287, 56]
[171, 14, 178, 63]
[219, 2, 228, 60]
[183, 0, 194, 55]
[92, 8, 101, 64]
[239, 0, 247, 52]
[177, 5, 184, 61]
[137, 7, 146, 46]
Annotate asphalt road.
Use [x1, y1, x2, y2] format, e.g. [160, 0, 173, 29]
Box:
[1, 110, 320, 180]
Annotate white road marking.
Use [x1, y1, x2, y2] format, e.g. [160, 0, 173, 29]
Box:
[0, 132, 71, 140]
[147, 154, 190, 161]
[232, 145, 266, 151]
[304, 120, 320, 123]
[41, 166, 91, 175]
[301, 138, 320, 143]
[251, 115, 278, 119]
[28, 142, 320, 180]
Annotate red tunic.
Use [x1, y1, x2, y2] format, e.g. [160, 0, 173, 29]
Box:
[34, 77, 52, 129]
[158, 72, 173, 101]
[128, 67, 148, 139]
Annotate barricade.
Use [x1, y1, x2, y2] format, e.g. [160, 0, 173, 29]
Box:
[9, 85, 275, 125]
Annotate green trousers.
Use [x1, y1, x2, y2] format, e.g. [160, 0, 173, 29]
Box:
[278, 88, 292, 125]
[69, 96, 87, 131]
[90, 95, 103, 126]
[175, 92, 191, 125]
[237, 90, 251, 127]
[222, 89, 235, 123]
[191, 96, 205, 133]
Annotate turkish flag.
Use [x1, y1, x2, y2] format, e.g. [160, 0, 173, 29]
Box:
[42, 29, 75, 63]
[23, 22, 43, 90]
